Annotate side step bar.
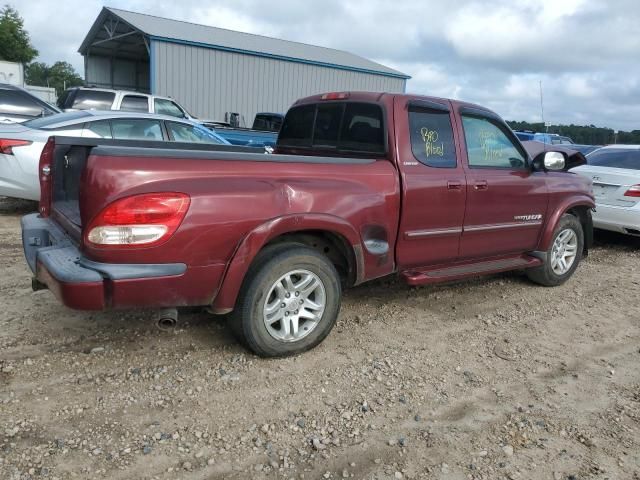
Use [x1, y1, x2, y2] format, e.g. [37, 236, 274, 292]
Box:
[401, 255, 542, 286]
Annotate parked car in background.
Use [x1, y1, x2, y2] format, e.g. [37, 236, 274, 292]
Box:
[60, 88, 279, 148]
[207, 125, 278, 148]
[21, 91, 594, 357]
[0, 83, 61, 123]
[572, 145, 640, 236]
[565, 144, 600, 155]
[0, 110, 229, 201]
[57, 87, 196, 120]
[514, 131, 575, 145]
[252, 113, 284, 132]
[201, 112, 280, 148]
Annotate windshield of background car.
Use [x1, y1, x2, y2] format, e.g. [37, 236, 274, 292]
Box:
[23, 111, 91, 129]
[278, 102, 385, 155]
[586, 149, 640, 170]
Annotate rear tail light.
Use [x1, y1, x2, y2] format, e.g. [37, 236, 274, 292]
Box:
[624, 185, 640, 197]
[39, 137, 55, 217]
[85, 192, 190, 248]
[0, 138, 32, 155]
[321, 92, 349, 100]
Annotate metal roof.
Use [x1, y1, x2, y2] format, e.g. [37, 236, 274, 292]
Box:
[79, 7, 410, 79]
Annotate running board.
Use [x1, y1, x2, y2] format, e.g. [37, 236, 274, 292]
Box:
[401, 255, 542, 285]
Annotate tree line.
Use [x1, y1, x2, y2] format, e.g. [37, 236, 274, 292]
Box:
[507, 120, 640, 146]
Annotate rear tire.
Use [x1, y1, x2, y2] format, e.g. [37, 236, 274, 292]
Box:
[527, 214, 583, 286]
[230, 243, 341, 357]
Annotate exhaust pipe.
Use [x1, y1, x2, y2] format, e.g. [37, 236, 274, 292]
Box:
[32, 277, 47, 292]
[156, 308, 178, 331]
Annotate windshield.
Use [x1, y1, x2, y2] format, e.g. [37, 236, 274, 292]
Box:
[23, 111, 91, 129]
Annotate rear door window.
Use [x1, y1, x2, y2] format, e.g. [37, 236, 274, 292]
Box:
[82, 120, 112, 138]
[71, 90, 115, 110]
[111, 119, 163, 141]
[408, 107, 457, 168]
[154, 99, 185, 118]
[120, 95, 149, 112]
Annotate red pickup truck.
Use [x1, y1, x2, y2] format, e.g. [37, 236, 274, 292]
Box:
[22, 92, 594, 356]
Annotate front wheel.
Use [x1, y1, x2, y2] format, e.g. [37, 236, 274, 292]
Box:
[230, 243, 341, 357]
[527, 214, 584, 286]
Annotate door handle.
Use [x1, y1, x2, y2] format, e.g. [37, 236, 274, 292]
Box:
[473, 180, 488, 191]
[447, 181, 462, 190]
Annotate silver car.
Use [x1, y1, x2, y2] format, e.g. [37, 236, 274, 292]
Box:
[0, 110, 230, 201]
[572, 145, 640, 236]
[0, 83, 61, 124]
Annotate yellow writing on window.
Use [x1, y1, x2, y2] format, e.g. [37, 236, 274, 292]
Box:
[478, 129, 504, 163]
[420, 127, 444, 157]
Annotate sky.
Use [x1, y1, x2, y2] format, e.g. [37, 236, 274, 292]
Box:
[14, 0, 640, 131]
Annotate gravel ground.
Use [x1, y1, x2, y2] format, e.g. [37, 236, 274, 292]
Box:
[1, 196, 639, 480]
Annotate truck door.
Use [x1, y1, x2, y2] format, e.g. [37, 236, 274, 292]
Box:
[394, 97, 467, 269]
[455, 106, 548, 259]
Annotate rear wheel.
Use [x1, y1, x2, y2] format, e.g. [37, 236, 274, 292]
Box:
[527, 214, 583, 286]
[230, 243, 341, 357]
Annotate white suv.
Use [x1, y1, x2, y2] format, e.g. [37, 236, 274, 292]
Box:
[57, 87, 195, 120]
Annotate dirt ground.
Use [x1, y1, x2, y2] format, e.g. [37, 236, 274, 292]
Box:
[0, 196, 639, 480]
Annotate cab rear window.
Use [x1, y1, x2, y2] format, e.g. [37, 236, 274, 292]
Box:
[278, 102, 385, 155]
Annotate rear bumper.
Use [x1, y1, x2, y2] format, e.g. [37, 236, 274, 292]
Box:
[22, 213, 225, 310]
[592, 203, 640, 235]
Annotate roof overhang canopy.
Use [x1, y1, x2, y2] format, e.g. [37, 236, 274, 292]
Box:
[79, 8, 149, 61]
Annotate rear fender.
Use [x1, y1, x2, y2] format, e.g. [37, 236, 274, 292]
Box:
[539, 196, 595, 251]
[211, 214, 363, 314]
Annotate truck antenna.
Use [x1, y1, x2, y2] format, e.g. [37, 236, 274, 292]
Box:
[539, 80, 547, 132]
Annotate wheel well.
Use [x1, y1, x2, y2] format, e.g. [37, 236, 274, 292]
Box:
[567, 206, 593, 255]
[264, 230, 357, 286]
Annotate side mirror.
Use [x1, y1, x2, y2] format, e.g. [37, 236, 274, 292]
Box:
[531, 151, 567, 171]
[543, 151, 566, 170]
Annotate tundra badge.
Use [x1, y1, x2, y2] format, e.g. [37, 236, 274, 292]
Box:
[514, 214, 542, 221]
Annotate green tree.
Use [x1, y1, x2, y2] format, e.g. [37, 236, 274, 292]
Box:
[23, 60, 47, 84]
[0, 4, 37, 63]
[25, 61, 83, 96]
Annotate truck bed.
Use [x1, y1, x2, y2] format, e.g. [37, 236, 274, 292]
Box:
[24, 135, 400, 310]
